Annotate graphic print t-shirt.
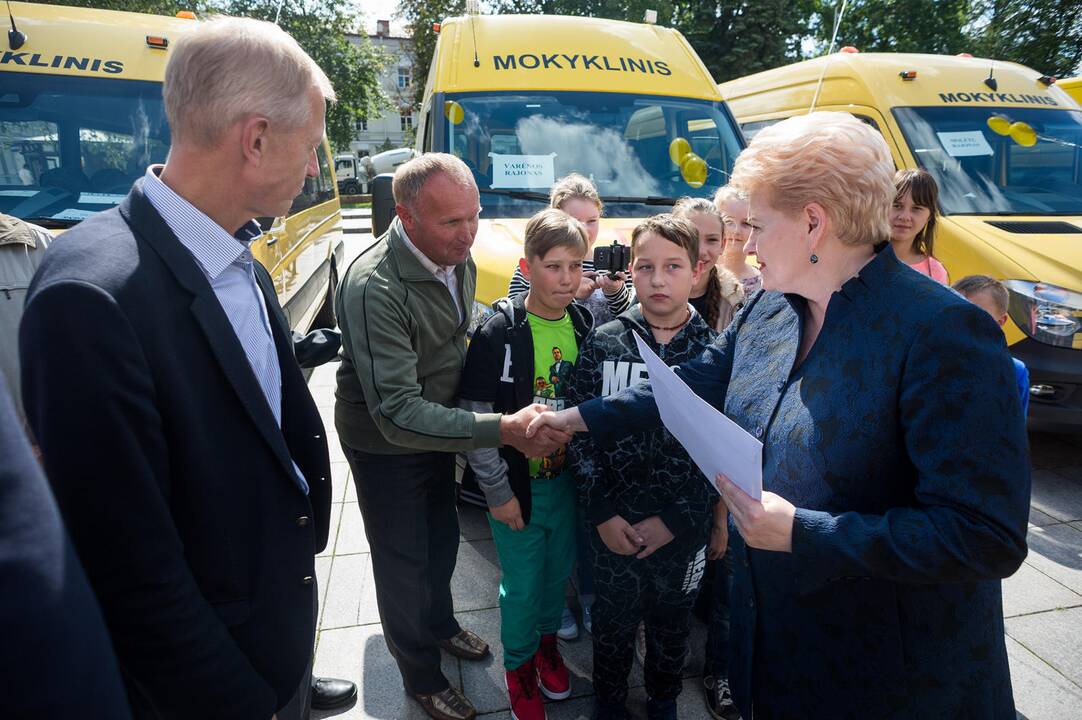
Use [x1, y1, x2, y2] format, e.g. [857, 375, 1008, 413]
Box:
[527, 311, 578, 479]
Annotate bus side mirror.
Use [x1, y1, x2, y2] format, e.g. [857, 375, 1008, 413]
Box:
[372, 173, 396, 238]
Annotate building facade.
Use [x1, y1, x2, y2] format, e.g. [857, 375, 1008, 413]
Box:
[344, 21, 415, 157]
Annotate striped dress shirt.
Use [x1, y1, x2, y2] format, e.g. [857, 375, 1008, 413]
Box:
[399, 222, 464, 322]
[142, 166, 308, 494]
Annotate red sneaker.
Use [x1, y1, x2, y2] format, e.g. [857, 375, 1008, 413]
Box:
[534, 633, 572, 700]
[506, 657, 546, 720]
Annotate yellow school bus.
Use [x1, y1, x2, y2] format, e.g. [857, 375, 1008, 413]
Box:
[719, 52, 1082, 431]
[377, 12, 744, 313]
[0, 1, 343, 331]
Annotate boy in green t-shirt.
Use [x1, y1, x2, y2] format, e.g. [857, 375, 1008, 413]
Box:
[459, 209, 593, 720]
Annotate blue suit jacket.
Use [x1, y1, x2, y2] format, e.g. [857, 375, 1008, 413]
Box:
[19, 181, 332, 719]
[0, 383, 132, 719]
[581, 245, 1030, 719]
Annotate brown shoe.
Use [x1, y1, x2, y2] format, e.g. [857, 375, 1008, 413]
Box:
[437, 628, 490, 661]
[413, 686, 477, 720]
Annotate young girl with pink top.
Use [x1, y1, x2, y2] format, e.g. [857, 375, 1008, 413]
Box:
[890, 169, 949, 284]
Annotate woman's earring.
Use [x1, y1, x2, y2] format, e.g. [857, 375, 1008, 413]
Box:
[809, 254, 819, 264]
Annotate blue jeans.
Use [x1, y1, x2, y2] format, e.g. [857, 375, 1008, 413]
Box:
[704, 550, 734, 678]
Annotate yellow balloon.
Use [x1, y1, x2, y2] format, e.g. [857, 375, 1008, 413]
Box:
[986, 115, 1011, 136]
[444, 100, 464, 125]
[680, 153, 707, 188]
[1009, 121, 1037, 147]
[669, 137, 691, 166]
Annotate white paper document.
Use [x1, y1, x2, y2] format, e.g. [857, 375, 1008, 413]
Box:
[633, 333, 763, 500]
[936, 130, 994, 157]
[488, 152, 557, 189]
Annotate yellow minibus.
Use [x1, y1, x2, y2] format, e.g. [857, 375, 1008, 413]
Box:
[1, 1, 343, 330]
[720, 52, 1082, 430]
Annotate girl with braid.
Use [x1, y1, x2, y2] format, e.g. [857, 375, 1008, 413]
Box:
[672, 198, 744, 331]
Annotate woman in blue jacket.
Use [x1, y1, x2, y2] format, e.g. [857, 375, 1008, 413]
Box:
[526, 112, 1030, 719]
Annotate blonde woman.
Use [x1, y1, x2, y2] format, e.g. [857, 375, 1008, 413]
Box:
[527, 112, 1029, 720]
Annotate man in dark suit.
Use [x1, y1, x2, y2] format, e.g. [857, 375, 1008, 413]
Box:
[255, 266, 356, 713]
[20, 17, 344, 720]
[0, 382, 133, 720]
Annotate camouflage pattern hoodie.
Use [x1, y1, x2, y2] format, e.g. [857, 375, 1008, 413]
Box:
[567, 304, 718, 541]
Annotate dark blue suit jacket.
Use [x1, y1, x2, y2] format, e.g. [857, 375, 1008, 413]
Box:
[19, 180, 332, 719]
[0, 383, 132, 719]
[581, 245, 1030, 719]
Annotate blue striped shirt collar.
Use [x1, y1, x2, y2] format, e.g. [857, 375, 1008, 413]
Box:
[142, 165, 262, 280]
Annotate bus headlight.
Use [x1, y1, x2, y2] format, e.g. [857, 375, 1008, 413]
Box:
[467, 300, 496, 340]
[1003, 280, 1082, 348]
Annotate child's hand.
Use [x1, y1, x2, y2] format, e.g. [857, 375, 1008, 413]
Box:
[597, 272, 626, 295]
[708, 503, 729, 560]
[525, 406, 587, 438]
[708, 521, 728, 561]
[490, 497, 525, 531]
[597, 515, 643, 555]
[577, 272, 600, 300]
[631, 516, 674, 559]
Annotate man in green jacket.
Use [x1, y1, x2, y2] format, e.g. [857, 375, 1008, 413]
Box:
[335, 153, 570, 720]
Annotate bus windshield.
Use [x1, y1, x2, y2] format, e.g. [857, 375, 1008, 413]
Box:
[893, 105, 1082, 215]
[439, 91, 743, 218]
[0, 72, 170, 228]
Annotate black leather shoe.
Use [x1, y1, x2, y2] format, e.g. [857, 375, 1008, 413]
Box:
[310, 676, 357, 710]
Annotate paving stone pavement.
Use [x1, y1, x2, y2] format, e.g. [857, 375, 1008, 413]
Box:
[341, 206, 372, 235]
[308, 238, 1082, 719]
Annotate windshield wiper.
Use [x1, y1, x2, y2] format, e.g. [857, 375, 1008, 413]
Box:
[479, 188, 549, 202]
[480, 189, 681, 207]
[21, 216, 76, 230]
[599, 195, 679, 206]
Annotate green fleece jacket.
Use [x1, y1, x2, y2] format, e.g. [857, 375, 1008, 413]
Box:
[334, 219, 502, 454]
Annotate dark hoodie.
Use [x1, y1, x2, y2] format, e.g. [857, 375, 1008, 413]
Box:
[459, 291, 593, 524]
[567, 305, 718, 541]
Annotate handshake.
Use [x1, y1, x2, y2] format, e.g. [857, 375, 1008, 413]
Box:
[498, 404, 573, 458]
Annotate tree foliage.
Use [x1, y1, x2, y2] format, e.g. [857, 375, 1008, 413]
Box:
[810, 0, 1081, 75]
[207, 0, 390, 150]
[484, 1, 809, 83]
[490, 0, 670, 20]
[811, 0, 970, 56]
[34, 0, 392, 149]
[968, 0, 1082, 77]
[403, 0, 1079, 96]
[396, 0, 466, 110]
[672, 1, 813, 83]
[33, 0, 188, 12]
[33, 0, 1082, 130]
